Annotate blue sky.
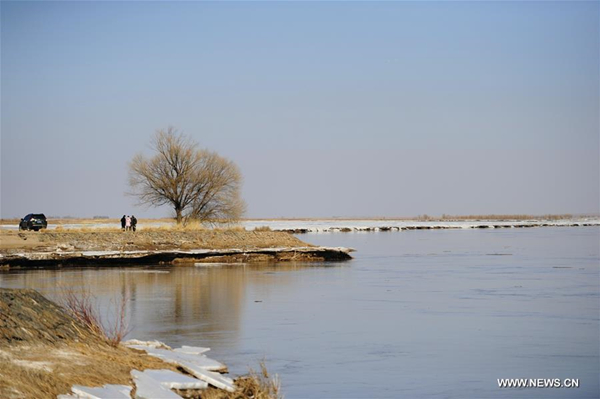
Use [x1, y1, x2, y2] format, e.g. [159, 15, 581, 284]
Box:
[1, 1, 598, 219]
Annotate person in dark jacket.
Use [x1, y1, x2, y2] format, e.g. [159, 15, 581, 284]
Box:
[131, 215, 138, 232]
[120, 215, 126, 231]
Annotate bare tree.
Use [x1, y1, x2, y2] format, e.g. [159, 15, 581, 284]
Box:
[128, 127, 246, 225]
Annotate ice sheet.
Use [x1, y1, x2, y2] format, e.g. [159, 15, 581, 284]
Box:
[71, 384, 131, 399]
[139, 369, 208, 389]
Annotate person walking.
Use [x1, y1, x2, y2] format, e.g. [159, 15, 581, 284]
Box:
[131, 215, 137, 232]
[125, 215, 131, 231]
[120, 215, 126, 231]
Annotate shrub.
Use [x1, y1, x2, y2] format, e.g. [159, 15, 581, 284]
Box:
[61, 289, 130, 347]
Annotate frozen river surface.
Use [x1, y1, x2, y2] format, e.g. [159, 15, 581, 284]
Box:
[1, 227, 598, 398]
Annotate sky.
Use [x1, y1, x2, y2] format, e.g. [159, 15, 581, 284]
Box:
[1, 1, 598, 219]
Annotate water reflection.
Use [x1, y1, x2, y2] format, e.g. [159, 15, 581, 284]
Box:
[0, 262, 346, 352]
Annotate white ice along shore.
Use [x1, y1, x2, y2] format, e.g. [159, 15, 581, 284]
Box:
[59, 339, 235, 399]
[242, 218, 600, 233]
[1, 217, 598, 232]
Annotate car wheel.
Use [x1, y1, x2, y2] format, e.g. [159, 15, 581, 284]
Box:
[33, 227, 39, 232]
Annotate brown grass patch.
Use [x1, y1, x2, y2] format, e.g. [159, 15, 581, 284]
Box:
[188, 361, 281, 399]
[1, 229, 309, 255]
[0, 343, 178, 399]
[0, 231, 42, 251]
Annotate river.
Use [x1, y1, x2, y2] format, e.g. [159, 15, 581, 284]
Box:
[1, 227, 598, 398]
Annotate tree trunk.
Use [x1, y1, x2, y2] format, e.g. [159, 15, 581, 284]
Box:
[175, 208, 183, 225]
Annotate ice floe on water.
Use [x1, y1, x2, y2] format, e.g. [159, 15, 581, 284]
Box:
[242, 218, 600, 233]
[173, 345, 211, 355]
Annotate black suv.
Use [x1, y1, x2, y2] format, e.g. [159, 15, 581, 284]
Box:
[19, 214, 48, 231]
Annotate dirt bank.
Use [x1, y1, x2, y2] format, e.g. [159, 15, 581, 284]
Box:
[0, 230, 353, 267]
[0, 230, 351, 268]
[0, 230, 308, 254]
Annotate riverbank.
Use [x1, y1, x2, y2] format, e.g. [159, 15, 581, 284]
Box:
[0, 288, 176, 398]
[0, 230, 353, 267]
[0, 288, 280, 399]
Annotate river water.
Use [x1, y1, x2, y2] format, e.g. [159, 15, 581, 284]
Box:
[1, 227, 598, 398]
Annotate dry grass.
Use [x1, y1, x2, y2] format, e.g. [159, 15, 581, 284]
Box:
[0, 342, 178, 399]
[212, 225, 246, 232]
[196, 361, 281, 399]
[46, 221, 245, 233]
[143, 219, 207, 232]
[253, 226, 272, 232]
[0, 340, 282, 399]
[1, 229, 307, 255]
[50, 226, 126, 233]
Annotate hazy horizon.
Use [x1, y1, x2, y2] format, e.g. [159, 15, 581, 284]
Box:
[2, 1, 598, 219]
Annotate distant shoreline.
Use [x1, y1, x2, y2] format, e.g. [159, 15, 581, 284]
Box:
[1, 214, 598, 225]
[1, 217, 597, 234]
